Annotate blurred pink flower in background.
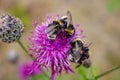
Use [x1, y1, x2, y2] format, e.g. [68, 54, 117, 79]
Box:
[18, 60, 41, 80]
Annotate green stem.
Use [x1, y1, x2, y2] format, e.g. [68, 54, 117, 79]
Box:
[17, 40, 28, 54]
[95, 66, 120, 79]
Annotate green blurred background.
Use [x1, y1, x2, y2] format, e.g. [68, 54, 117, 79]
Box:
[0, 0, 120, 80]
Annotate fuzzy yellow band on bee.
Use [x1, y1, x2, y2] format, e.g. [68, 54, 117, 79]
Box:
[54, 20, 62, 25]
[72, 38, 83, 43]
[65, 29, 74, 34]
[74, 38, 81, 41]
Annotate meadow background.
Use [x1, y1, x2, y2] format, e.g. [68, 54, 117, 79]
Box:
[0, 0, 120, 80]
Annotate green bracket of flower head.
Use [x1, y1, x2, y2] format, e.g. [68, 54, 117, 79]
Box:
[77, 65, 96, 80]
[106, 0, 120, 12]
[8, 6, 31, 30]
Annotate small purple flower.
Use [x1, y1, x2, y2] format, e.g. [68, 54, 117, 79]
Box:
[18, 60, 41, 80]
[28, 15, 84, 80]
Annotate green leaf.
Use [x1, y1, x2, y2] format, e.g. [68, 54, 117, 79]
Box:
[77, 65, 95, 80]
[77, 65, 87, 78]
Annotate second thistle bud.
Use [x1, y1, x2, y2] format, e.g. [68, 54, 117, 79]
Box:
[0, 14, 24, 43]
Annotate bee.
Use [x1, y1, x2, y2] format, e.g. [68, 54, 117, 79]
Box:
[46, 20, 62, 40]
[64, 11, 75, 37]
[46, 11, 75, 40]
[67, 38, 91, 68]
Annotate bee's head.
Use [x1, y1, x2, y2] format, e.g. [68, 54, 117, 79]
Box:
[81, 46, 90, 59]
[82, 46, 89, 53]
[82, 42, 92, 53]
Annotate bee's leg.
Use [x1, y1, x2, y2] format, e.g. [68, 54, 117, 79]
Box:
[47, 29, 58, 40]
[48, 35, 57, 40]
[76, 62, 82, 68]
[75, 57, 82, 68]
[68, 54, 75, 62]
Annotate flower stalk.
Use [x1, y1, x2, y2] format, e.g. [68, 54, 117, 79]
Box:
[17, 40, 28, 54]
[95, 65, 120, 79]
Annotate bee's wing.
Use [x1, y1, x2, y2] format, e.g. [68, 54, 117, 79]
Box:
[46, 24, 56, 33]
[46, 24, 57, 40]
[72, 42, 82, 61]
[67, 11, 73, 24]
[75, 41, 83, 54]
[75, 41, 80, 50]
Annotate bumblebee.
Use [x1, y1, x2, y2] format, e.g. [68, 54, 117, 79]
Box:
[67, 38, 91, 68]
[46, 11, 75, 40]
[64, 11, 75, 37]
[46, 21, 62, 40]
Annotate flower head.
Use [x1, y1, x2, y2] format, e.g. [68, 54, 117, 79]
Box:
[0, 14, 24, 43]
[28, 15, 84, 80]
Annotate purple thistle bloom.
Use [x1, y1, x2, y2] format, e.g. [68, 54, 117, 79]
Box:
[18, 60, 41, 80]
[28, 15, 84, 80]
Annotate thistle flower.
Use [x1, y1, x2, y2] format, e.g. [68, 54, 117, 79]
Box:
[18, 60, 41, 80]
[28, 15, 85, 80]
[0, 14, 24, 43]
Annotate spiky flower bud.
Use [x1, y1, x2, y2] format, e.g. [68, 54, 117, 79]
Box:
[0, 14, 24, 43]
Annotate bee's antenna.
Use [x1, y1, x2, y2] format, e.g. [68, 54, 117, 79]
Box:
[88, 42, 92, 47]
